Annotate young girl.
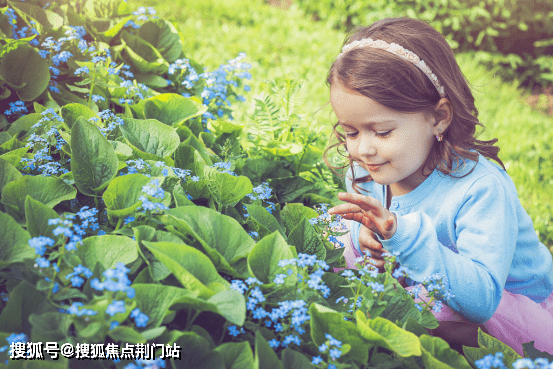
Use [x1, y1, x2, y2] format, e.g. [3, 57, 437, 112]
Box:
[324, 17, 553, 356]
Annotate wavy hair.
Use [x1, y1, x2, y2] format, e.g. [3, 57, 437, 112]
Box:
[323, 17, 505, 194]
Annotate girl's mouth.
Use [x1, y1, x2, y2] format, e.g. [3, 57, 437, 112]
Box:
[366, 162, 387, 171]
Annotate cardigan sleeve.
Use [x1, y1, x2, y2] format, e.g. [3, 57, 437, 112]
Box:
[377, 173, 518, 324]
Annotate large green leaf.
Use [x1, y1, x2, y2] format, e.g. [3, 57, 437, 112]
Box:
[70, 117, 118, 196]
[1, 175, 76, 220]
[120, 118, 180, 159]
[0, 158, 22, 194]
[245, 204, 286, 239]
[24, 196, 61, 240]
[281, 203, 319, 235]
[120, 30, 169, 74]
[254, 331, 284, 369]
[288, 217, 326, 260]
[132, 284, 199, 328]
[144, 94, 207, 126]
[143, 241, 229, 299]
[0, 280, 55, 334]
[138, 19, 183, 63]
[271, 176, 315, 203]
[77, 235, 138, 271]
[247, 231, 294, 284]
[463, 329, 522, 368]
[0, 45, 50, 101]
[162, 207, 255, 275]
[203, 165, 253, 207]
[355, 310, 421, 357]
[281, 349, 317, 369]
[309, 304, 370, 365]
[0, 211, 34, 268]
[175, 331, 225, 369]
[103, 173, 152, 219]
[60, 103, 98, 129]
[215, 341, 255, 369]
[6, 112, 41, 138]
[9, 2, 64, 30]
[419, 335, 472, 369]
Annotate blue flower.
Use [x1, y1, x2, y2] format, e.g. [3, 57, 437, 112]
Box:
[35, 257, 50, 268]
[106, 300, 126, 316]
[227, 325, 243, 337]
[319, 343, 328, 352]
[312, 356, 323, 365]
[130, 308, 149, 328]
[329, 348, 342, 360]
[268, 339, 280, 348]
[325, 334, 342, 348]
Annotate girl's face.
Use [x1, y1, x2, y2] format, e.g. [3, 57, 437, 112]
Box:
[330, 81, 445, 196]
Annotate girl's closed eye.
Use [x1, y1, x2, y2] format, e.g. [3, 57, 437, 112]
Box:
[345, 130, 392, 138]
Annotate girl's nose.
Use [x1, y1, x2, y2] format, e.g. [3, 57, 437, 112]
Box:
[358, 133, 377, 157]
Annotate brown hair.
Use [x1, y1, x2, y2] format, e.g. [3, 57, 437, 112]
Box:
[323, 17, 505, 194]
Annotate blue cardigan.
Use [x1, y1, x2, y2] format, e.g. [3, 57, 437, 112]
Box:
[346, 153, 553, 323]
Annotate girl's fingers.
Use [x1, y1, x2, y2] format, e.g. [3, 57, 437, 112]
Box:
[328, 203, 363, 215]
[330, 193, 385, 216]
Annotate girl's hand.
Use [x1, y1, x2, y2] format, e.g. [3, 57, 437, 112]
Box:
[359, 225, 388, 272]
[328, 192, 397, 240]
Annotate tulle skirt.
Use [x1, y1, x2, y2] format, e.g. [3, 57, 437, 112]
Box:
[336, 233, 553, 355]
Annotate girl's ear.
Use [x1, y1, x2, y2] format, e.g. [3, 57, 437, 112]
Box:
[433, 98, 453, 134]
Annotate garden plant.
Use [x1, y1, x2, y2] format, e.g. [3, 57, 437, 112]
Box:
[0, 0, 553, 368]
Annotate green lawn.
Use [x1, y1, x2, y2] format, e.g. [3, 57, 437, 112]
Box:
[127, 0, 553, 249]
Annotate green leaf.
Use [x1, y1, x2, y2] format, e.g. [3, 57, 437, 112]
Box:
[60, 103, 98, 129]
[271, 176, 315, 203]
[77, 235, 138, 271]
[420, 335, 473, 369]
[355, 310, 421, 358]
[402, 317, 429, 337]
[281, 203, 319, 235]
[203, 166, 253, 207]
[174, 331, 225, 369]
[138, 19, 183, 63]
[29, 311, 71, 343]
[103, 173, 152, 219]
[0, 280, 55, 334]
[0, 211, 34, 268]
[108, 326, 146, 344]
[215, 341, 254, 369]
[254, 330, 284, 369]
[288, 217, 326, 260]
[162, 207, 255, 275]
[0, 45, 50, 101]
[0, 158, 22, 194]
[9, 2, 64, 30]
[309, 304, 370, 365]
[144, 93, 207, 126]
[321, 272, 355, 310]
[143, 241, 229, 299]
[111, 140, 134, 160]
[120, 118, 180, 159]
[170, 289, 246, 326]
[1, 175, 76, 220]
[281, 349, 317, 369]
[133, 283, 198, 327]
[470, 328, 522, 366]
[208, 119, 244, 135]
[6, 112, 41, 138]
[184, 135, 214, 167]
[70, 117, 118, 196]
[24, 196, 60, 240]
[120, 30, 169, 74]
[246, 204, 286, 239]
[247, 231, 294, 284]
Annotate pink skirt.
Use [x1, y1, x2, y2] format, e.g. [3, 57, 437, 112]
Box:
[336, 233, 553, 355]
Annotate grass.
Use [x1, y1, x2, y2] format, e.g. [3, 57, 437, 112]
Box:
[127, 0, 553, 248]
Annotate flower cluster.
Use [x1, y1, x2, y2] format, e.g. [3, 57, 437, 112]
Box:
[3, 100, 28, 118]
[413, 273, 455, 313]
[66, 264, 93, 288]
[124, 357, 166, 369]
[309, 203, 348, 248]
[212, 161, 236, 176]
[21, 108, 69, 176]
[0, 333, 28, 357]
[90, 262, 135, 298]
[48, 206, 100, 251]
[138, 179, 169, 212]
[228, 260, 330, 350]
[88, 109, 125, 137]
[475, 352, 553, 369]
[313, 333, 344, 368]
